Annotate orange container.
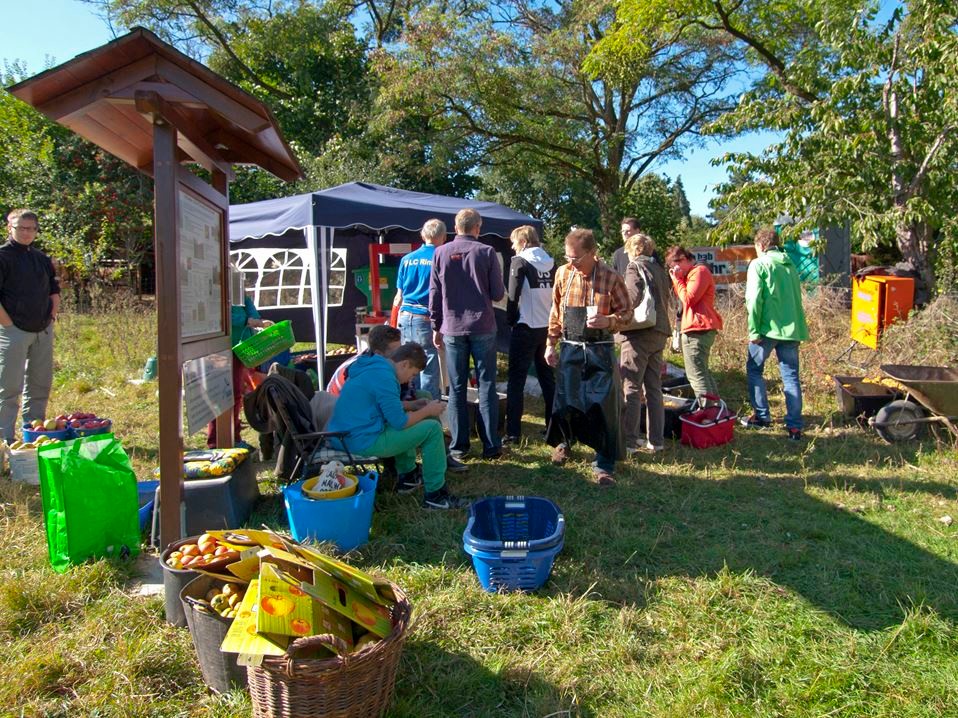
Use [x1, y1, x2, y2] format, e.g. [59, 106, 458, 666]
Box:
[850, 275, 914, 349]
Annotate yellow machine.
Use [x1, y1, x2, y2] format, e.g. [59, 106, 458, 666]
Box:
[850, 275, 915, 349]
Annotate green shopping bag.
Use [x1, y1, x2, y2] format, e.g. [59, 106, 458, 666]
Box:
[38, 433, 140, 573]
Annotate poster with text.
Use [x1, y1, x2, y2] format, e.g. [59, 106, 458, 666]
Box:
[178, 189, 224, 339]
[183, 351, 233, 435]
[689, 245, 757, 285]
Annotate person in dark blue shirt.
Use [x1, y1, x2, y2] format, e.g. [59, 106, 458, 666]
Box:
[0, 209, 60, 442]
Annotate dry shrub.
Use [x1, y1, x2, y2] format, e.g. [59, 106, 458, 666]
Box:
[708, 285, 851, 392]
[879, 294, 958, 367]
[704, 287, 954, 403]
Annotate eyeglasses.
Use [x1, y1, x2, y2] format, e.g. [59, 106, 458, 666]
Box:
[11, 224, 38, 232]
[564, 255, 585, 264]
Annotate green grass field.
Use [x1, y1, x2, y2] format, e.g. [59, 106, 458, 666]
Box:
[1, 291, 957, 717]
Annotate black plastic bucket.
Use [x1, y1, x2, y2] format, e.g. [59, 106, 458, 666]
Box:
[179, 573, 248, 694]
[159, 538, 200, 627]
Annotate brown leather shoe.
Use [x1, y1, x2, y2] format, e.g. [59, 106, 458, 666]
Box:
[550, 443, 570, 465]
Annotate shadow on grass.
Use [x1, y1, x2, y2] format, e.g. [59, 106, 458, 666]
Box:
[362, 421, 958, 633]
[545, 440, 958, 631]
[391, 641, 583, 718]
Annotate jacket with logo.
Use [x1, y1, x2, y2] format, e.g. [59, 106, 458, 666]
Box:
[506, 246, 555, 329]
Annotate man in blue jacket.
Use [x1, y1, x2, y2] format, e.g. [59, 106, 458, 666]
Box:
[0, 209, 60, 442]
[430, 208, 506, 460]
[326, 343, 465, 510]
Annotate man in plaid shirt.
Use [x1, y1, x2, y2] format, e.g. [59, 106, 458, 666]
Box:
[545, 228, 631, 486]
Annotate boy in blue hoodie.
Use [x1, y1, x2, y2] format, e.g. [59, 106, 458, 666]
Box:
[326, 342, 466, 509]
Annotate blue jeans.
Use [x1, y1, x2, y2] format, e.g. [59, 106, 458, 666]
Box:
[746, 339, 803, 430]
[445, 332, 500, 453]
[398, 312, 441, 399]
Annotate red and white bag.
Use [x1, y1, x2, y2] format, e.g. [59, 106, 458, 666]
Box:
[680, 395, 735, 449]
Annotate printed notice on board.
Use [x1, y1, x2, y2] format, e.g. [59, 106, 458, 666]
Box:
[183, 352, 233, 435]
[179, 189, 224, 339]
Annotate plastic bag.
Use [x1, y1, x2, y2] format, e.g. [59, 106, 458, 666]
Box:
[38, 433, 140, 573]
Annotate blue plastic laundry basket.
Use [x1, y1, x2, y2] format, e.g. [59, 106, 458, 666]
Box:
[463, 496, 565, 592]
[283, 470, 378, 551]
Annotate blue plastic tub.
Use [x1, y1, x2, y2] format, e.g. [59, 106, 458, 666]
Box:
[463, 496, 565, 592]
[22, 426, 73, 443]
[283, 471, 378, 551]
[137, 480, 159, 532]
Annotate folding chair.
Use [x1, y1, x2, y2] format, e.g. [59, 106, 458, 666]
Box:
[265, 384, 378, 482]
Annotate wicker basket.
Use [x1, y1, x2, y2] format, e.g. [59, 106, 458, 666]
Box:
[247, 585, 412, 718]
[233, 320, 296, 368]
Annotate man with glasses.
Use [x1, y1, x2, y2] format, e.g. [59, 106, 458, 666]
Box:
[545, 228, 631, 486]
[0, 209, 60, 442]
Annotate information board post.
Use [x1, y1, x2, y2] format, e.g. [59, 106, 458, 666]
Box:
[212, 169, 234, 451]
[153, 120, 186, 547]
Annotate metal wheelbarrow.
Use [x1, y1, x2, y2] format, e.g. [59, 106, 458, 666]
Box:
[868, 365, 958, 442]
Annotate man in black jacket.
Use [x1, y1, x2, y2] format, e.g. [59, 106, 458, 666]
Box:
[0, 209, 60, 442]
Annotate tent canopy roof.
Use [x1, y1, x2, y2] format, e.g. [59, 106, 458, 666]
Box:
[229, 182, 542, 241]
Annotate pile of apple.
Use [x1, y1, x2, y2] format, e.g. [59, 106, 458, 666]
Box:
[193, 582, 246, 620]
[63, 412, 111, 431]
[24, 417, 68, 433]
[9, 435, 62, 451]
[165, 533, 240, 571]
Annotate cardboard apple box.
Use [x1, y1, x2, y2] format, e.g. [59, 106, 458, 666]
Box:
[258, 546, 394, 638]
[256, 558, 354, 648]
[220, 579, 289, 658]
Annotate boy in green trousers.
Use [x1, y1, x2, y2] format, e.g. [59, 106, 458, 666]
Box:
[326, 343, 466, 509]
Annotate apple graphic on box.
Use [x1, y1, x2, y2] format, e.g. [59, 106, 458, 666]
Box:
[289, 618, 311, 635]
[260, 595, 295, 617]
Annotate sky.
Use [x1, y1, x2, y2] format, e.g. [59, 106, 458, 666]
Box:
[0, 0, 774, 219]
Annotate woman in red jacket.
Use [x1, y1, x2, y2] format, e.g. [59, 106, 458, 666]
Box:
[665, 246, 724, 401]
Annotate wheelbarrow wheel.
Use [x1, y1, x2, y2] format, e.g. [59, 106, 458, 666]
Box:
[874, 400, 925, 443]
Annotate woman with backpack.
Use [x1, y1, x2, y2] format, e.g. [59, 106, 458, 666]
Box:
[617, 233, 672, 454]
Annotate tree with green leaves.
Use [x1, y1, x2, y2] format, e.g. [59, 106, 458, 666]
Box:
[0, 78, 153, 299]
[593, 0, 958, 291]
[90, 0, 480, 202]
[376, 0, 741, 240]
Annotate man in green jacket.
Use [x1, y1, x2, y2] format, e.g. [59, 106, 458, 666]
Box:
[741, 228, 809, 440]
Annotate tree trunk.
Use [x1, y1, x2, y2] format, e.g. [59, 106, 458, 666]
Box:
[594, 171, 620, 253]
[894, 215, 935, 293]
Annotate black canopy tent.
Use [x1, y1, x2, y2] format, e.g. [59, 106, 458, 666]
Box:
[228, 182, 543, 383]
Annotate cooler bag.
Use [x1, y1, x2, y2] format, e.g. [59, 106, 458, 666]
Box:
[679, 397, 735, 449]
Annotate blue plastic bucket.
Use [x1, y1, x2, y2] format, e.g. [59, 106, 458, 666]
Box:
[22, 426, 73, 443]
[283, 471, 378, 551]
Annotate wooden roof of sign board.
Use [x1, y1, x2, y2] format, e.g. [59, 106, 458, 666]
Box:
[8, 27, 302, 182]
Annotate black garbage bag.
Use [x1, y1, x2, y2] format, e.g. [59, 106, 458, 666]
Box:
[546, 341, 623, 462]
